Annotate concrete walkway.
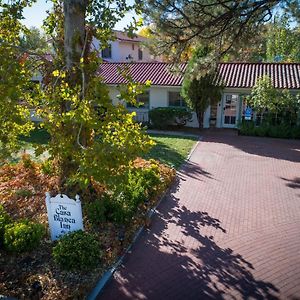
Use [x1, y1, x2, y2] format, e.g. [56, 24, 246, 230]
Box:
[99, 131, 300, 300]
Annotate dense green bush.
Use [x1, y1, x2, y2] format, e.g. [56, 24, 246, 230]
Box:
[52, 230, 101, 271]
[4, 220, 44, 252]
[239, 120, 300, 139]
[113, 165, 161, 224]
[85, 194, 110, 225]
[0, 205, 12, 246]
[149, 107, 192, 129]
[85, 164, 161, 226]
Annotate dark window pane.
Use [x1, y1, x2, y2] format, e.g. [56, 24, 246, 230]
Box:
[168, 91, 186, 107]
[138, 48, 143, 60]
[102, 45, 112, 58]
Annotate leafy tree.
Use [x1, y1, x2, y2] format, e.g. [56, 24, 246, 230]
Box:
[0, 0, 154, 192]
[143, 1, 299, 64]
[248, 75, 300, 124]
[20, 26, 51, 53]
[247, 76, 279, 114]
[266, 14, 300, 62]
[138, 26, 153, 38]
[181, 46, 223, 129]
[0, 1, 35, 159]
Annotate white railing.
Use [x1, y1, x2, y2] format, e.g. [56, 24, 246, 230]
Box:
[132, 111, 149, 123]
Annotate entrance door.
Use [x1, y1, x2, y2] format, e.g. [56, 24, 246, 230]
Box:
[222, 94, 239, 128]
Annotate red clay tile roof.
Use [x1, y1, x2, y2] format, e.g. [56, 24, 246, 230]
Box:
[98, 62, 300, 89]
[217, 63, 300, 89]
[99, 62, 187, 86]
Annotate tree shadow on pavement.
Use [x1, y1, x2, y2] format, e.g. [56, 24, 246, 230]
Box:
[281, 177, 300, 198]
[99, 179, 279, 300]
[179, 160, 214, 181]
[281, 177, 300, 189]
[202, 130, 300, 163]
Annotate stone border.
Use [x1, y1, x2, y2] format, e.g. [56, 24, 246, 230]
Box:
[87, 136, 201, 300]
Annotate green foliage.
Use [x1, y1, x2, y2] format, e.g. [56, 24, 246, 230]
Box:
[19, 26, 51, 53]
[182, 47, 223, 128]
[121, 164, 161, 206]
[52, 230, 101, 271]
[247, 76, 279, 114]
[239, 121, 300, 139]
[143, 1, 285, 63]
[3, 220, 45, 253]
[85, 194, 110, 225]
[149, 107, 192, 129]
[266, 14, 300, 62]
[0, 2, 35, 160]
[0, 205, 12, 245]
[85, 164, 161, 226]
[0, 1, 154, 192]
[247, 76, 300, 125]
[111, 164, 161, 224]
[33, 67, 154, 189]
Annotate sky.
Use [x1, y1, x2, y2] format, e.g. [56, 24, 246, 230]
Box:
[22, 0, 138, 31]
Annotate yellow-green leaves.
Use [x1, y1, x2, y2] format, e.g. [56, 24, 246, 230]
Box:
[0, 4, 34, 161]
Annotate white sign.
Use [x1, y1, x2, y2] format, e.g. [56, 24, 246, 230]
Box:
[45, 193, 84, 241]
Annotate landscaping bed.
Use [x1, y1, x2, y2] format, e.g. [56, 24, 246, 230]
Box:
[0, 156, 175, 299]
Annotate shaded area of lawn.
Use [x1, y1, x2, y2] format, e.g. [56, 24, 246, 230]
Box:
[145, 134, 198, 169]
[20, 127, 50, 145]
[8, 129, 198, 169]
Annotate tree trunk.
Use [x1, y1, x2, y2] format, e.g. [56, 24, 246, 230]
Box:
[196, 109, 204, 129]
[59, 0, 88, 190]
[64, 0, 87, 71]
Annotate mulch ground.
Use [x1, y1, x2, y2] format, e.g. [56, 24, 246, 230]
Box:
[0, 157, 175, 299]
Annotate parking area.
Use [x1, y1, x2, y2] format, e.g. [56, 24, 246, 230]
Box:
[99, 131, 300, 300]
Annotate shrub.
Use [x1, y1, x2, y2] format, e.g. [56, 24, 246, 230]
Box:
[149, 107, 192, 129]
[85, 194, 110, 226]
[125, 164, 161, 204]
[0, 205, 12, 245]
[85, 164, 161, 226]
[112, 164, 161, 224]
[4, 220, 45, 252]
[52, 230, 101, 270]
[239, 120, 300, 139]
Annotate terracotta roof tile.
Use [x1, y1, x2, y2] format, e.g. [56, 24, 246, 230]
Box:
[98, 62, 186, 86]
[216, 62, 300, 89]
[98, 62, 300, 89]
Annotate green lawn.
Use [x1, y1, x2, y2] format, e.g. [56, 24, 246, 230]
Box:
[7, 129, 198, 169]
[146, 134, 198, 169]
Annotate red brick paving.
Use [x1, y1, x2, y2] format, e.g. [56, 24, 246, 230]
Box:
[98, 131, 300, 300]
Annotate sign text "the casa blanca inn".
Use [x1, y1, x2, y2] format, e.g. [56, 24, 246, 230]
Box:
[45, 193, 84, 241]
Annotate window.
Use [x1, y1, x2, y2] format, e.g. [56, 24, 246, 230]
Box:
[101, 45, 112, 58]
[138, 48, 143, 60]
[127, 91, 150, 109]
[168, 91, 186, 107]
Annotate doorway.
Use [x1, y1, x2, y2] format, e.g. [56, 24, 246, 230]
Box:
[222, 94, 239, 128]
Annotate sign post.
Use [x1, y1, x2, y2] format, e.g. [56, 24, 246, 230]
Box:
[45, 193, 84, 241]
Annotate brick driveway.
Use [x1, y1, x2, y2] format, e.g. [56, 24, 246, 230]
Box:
[99, 131, 300, 300]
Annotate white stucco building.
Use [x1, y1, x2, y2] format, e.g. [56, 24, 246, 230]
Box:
[99, 62, 300, 128]
[92, 30, 161, 62]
